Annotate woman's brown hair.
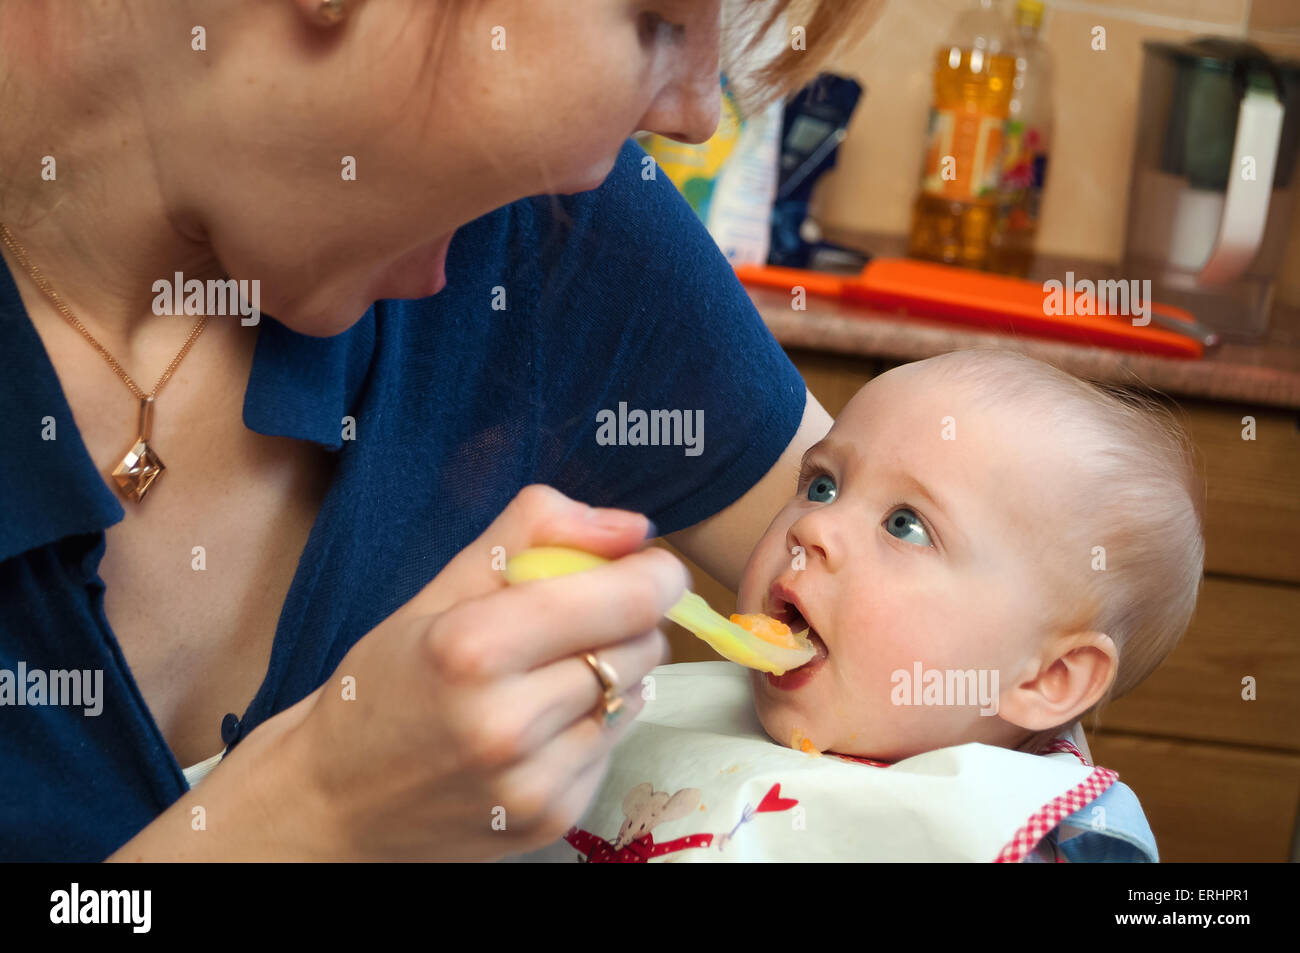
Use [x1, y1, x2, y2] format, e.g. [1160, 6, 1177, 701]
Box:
[742, 0, 884, 103]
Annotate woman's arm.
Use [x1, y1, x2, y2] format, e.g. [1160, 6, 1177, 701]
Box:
[667, 388, 833, 591]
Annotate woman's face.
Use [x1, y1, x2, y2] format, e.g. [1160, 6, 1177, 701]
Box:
[180, 0, 723, 335]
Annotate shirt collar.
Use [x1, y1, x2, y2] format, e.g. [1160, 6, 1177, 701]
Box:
[241, 306, 376, 452]
[0, 252, 375, 564]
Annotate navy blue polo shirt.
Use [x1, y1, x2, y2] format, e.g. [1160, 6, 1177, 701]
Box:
[0, 139, 807, 861]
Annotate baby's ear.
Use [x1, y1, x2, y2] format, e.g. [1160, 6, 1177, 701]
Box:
[998, 632, 1117, 732]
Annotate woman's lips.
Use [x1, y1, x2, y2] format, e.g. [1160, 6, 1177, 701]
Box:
[766, 631, 829, 691]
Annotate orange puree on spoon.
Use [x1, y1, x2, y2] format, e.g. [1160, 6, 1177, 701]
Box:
[730, 613, 799, 650]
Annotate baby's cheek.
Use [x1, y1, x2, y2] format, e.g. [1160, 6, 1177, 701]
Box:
[735, 563, 763, 614]
[838, 601, 925, 682]
[835, 643, 909, 734]
[832, 605, 957, 723]
[736, 525, 791, 611]
[859, 579, 980, 668]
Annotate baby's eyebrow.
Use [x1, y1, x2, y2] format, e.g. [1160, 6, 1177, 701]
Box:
[799, 443, 822, 472]
[900, 474, 948, 521]
[894, 472, 965, 550]
[800, 438, 840, 471]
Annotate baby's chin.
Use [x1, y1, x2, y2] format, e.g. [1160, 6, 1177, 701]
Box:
[748, 671, 842, 754]
[747, 673, 945, 762]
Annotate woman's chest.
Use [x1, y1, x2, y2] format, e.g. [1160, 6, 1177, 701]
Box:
[95, 422, 337, 767]
[27, 311, 337, 763]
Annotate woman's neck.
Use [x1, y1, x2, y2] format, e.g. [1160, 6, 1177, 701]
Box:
[0, 0, 227, 356]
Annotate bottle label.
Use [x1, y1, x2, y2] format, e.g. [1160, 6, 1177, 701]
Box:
[919, 107, 1006, 201]
[997, 121, 1049, 233]
[999, 121, 1048, 189]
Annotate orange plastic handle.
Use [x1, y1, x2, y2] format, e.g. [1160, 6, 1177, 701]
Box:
[733, 264, 847, 299]
[735, 260, 1202, 359]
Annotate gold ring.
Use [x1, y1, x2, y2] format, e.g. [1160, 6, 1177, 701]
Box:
[581, 652, 625, 726]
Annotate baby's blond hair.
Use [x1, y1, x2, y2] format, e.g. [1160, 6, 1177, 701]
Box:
[919, 347, 1205, 751]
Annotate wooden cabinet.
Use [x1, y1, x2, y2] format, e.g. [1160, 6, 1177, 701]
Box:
[661, 347, 1300, 862]
[1092, 398, 1300, 860]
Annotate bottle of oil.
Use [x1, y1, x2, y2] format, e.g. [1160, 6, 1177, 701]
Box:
[907, 0, 1017, 270]
[988, 0, 1054, 276]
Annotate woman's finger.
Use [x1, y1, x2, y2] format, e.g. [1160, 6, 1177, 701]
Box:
[404, 484, 654, 620]
[425, 545, 688, 680]
[489, 684, 648, 840]
[463, 626, 666, 766]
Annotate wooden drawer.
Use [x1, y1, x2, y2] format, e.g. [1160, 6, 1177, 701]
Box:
[1097, 576, 1300, 752]
[1087, 732, 1300, 862]
[1179, 401, 1300, 585]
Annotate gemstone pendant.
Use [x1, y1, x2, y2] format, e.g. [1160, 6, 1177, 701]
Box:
[111, 396, 165, 503]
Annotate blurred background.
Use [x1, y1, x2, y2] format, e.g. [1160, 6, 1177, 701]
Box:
[645, 0, 1300, 862]
[811, 0, 1300, 305]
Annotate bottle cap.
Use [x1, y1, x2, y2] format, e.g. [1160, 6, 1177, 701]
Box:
[1016, 0, 1045, 28]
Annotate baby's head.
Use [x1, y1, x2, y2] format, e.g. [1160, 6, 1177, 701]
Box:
[737, 348, 1204, 761]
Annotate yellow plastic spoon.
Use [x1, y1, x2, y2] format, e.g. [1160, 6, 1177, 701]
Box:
[504, 546, 817, 675]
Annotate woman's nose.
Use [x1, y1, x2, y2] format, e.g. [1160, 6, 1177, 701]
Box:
[640, 71, 723, 144]
[638, 14, 723, 144]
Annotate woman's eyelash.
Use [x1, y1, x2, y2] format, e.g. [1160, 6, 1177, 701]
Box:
[639, 11, 686, 45]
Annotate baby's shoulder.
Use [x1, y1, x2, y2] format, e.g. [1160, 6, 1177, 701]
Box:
[1034, 740, 1159, 863]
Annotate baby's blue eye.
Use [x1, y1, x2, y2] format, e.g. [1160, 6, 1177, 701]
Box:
[806, 473, 836, 503]
[884, 507, 932, 547]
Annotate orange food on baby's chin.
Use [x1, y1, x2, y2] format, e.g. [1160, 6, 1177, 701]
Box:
[730, 612, 797, 648]
[791, 727, 823, 758]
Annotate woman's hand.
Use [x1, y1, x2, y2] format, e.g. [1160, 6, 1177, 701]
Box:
[107, 485, 686, 862]
[263, 485, 688, 861]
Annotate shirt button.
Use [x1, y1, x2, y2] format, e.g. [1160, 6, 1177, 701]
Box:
[220, 713, 241, 746]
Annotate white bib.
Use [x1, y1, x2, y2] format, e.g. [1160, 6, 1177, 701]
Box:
[504, 662, 1135, 863]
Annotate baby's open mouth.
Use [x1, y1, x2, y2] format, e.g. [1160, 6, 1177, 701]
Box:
[768, 592, 822, 647]
[765, 591, 830, 686]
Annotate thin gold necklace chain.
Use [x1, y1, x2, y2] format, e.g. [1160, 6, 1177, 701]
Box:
[0, 222, 209, 401]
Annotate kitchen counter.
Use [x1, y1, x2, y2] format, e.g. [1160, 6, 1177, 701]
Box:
[747, 234, 1300, 410]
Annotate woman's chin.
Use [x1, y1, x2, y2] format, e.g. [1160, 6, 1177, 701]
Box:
[376, 233, 453, 300]
[270, 297, 370, 338]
